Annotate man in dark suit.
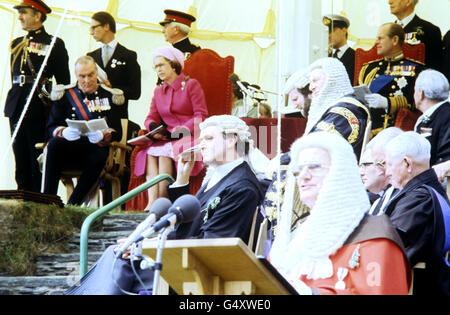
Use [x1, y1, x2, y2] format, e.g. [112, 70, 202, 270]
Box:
[44, 56, 125, 205]
[384, 131, 449, 295]
[4, 0, 70, 193]
[88, 11, 142, 204]
[389, 0, 443, 71]
[323, 14, 355, 85]
[414, 69, 450, 167]
[159, 9, 201, 56]
[65, 115, 264, 294]
[88, 11, 141, 119]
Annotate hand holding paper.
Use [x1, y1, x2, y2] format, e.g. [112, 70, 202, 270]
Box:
[86, 130, 104, 144]
[62, 127, 81, 141]
[365, 93, 388, 110]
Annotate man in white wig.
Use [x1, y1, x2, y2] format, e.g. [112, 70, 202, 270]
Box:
[263, 57, 371, 244]
[306, 57, 370, 160]
[66, 115, 264, 295]
[168, 114, 264, 241]
[269, 132, 410, 295]
[283, 68, 312, 118]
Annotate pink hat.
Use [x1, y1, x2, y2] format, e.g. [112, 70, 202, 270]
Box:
[152, 46, 185, 69]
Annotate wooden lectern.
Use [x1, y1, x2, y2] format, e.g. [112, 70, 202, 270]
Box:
[142, 238, 296, 295]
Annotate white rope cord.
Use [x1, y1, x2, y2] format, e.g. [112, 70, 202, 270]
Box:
[276, 0, 283, 223]
[0, 0, 70, 169]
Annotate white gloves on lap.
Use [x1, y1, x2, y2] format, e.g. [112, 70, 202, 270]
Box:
[62, 127, 81, 141]
[365, 93, 388, 110]
[86, 130, 104, 144]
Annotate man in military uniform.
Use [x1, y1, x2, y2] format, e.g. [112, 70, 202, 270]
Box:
[44, 56, 125, 205]
[88, 11, 141, 119]
[159, 9, 201, 56]
[4, 0, 70, 193]
[323, 14, 356, 86]
[359, 22, 424, 135]
[388, 0, 443, 71]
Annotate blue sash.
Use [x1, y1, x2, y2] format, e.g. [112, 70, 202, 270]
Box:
[369, 74, 395, 94]
[427, 185, 450, 267]
[65, 88, 94, 121]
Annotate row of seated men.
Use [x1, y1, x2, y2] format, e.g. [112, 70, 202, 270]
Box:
[66, 53, 449, 295]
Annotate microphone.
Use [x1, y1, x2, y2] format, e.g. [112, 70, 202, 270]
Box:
[248, 84, 262, 91]
[229, 74, 251, 95]
[138, 194, 201, 241]
[115, 198, 171, 258]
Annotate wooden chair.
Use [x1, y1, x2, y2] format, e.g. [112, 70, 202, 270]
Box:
[354, 43, 425, 131]
[126, 49, 235, 211]
[39, 119, 132, 208]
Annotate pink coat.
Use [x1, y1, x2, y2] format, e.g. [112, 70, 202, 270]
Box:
[134, 74, 208, 177]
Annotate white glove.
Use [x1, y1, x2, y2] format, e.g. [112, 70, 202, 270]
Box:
[86, 130, 104, 144]
[62, 127, 81, 141]
[365, 93, 388, 110]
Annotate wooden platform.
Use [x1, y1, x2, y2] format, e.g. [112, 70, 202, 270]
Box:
[142, 237, 296, 295]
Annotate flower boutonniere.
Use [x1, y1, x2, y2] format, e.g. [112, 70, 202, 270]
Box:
[422, 115, 431, 125]
[201, 196, 221, 223]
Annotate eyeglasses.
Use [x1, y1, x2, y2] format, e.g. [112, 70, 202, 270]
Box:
[293, 163, 330, 176]
[359, 160, 385, 170]
[90, 24, 103, 32]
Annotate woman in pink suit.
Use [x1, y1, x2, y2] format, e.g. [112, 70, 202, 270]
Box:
[135, 46, 208, 209]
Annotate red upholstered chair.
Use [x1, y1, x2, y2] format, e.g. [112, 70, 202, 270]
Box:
[354, 43, 425, 131]
[184, 49, 235, 117]
[126, 49, 235, 211]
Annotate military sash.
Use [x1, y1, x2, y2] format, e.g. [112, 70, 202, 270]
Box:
[66, 88, 94, 121]
[369, 74, 394, 94]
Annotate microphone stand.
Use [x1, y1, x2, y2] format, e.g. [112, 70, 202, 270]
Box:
[236, 81, 251, 115]
[152, 227, 171, 295]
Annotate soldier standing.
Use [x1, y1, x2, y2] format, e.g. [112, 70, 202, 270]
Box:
[159, 9, 201, 56]
[4, 0, 70, 192]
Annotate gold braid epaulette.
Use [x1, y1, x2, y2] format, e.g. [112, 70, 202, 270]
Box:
[358, 58, 384, 86]
[10, 37, 29, 70]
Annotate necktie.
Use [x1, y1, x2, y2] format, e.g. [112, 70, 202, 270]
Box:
[102, 45, 110, 66]
[333, 49, 340, 59]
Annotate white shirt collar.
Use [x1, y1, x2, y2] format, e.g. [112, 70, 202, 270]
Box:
[333, 44, 349, 59]
[103, 39, 118, 51]
[205, 158, 244, 191]
[397, 13, 415, 28]
[414, 100, 447, 130]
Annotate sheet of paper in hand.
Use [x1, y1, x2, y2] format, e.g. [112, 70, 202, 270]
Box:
[353, 85, 371, 101]
[127, 125, 164, 146]
[66, 118, 109, 136]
